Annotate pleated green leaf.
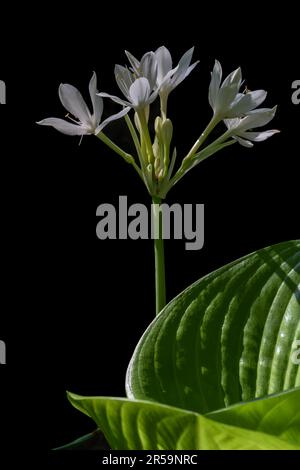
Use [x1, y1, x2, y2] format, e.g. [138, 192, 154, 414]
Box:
[67, 393, 298, 450]
[126, 240, 300, 413]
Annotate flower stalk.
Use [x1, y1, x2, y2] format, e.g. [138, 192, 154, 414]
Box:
[96, 131, 144, 181]
[152, 196, 166, 315]
[182, 115, 220, 163]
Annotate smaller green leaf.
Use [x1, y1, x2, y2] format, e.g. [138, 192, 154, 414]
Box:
[67, 393, 299, 450]
[207, 387, 300, 448]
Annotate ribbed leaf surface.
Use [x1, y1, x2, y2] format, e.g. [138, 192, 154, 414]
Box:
[126, 241, 300, 413]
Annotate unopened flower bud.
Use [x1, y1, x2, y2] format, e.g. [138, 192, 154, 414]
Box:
[152, 137, 160, 160]
[155, 116, 163, 136]
[161, 119, 173, 147]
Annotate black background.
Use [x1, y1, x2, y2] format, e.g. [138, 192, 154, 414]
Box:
[0, 4, 299, 465]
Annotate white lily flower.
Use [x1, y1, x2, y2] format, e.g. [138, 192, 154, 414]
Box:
[155, 46, 199, 96]
[125, 51, 158, 91]
[209, 60, 267, 119]
[99, 75, 158, 111]
[37, 72, 130, 136]
[126, 46, 199, 97]
[224, 106, 279, 147]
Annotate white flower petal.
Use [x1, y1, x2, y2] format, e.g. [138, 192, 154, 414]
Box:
[215, 84, 240, 115]
[158, 65, 179, 94]
[140, 52, 157, 90]
[184, 61, 199, 79]
[209, 60, 222, 109]
[221, 67, 242, 89]
[155, 46, 172, 85]
[125, 50, 140, 73]
[224, 117, 241, 130]
[88, 72, 103, 125]
[228, 90, 267, 117]
[234, 135, 254, 148]
[59, 83, 91, 124]
[96, 107, 131, 134]
[171, 47, 195, 89]
[236, 106, 277, 132]
[37, 118, 87, 135]
[239, 129, 280, 142]
[114, 65, 134, 98]
[129, 77, 151, 108]
[98, 92, 131, 107]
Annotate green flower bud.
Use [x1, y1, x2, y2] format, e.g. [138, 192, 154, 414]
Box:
[152, 137, 160, 160]
[155, 116, 163, 136]
[161, 118, 173, 148]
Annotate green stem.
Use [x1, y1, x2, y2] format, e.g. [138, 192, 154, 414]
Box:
[160, 93, 168, 121]
[193, 132, 234, 161]
[152, 196, 166, 315]
[124, 114, 143, 165]
[183, 115, 219, 161]
[96, 131, 143, 182]
[168, 137, 236, 192]
[124, 114, 155, 195]
[138, 110, 154, 164]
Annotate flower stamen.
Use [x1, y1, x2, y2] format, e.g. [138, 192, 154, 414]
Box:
[65, 113, 80, 124]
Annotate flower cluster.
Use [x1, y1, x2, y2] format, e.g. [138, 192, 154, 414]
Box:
[209, 60, 279, 147]
[100, 47, 198, 113]
[38, 47, 279, 198]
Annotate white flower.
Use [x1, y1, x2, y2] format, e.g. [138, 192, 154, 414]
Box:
[124, 51, 158, 91]
[224, 106, 279, 147]
[37, 72, 130, 135]
[209, 60, 267, 119]
[126, 46, 199, 98]
[99, 75, 158, 111]
[155, 46, 199, 97]
[99, 47, 199, 113]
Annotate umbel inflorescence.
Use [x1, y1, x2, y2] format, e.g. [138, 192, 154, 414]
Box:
[38, 46, 279, 199]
